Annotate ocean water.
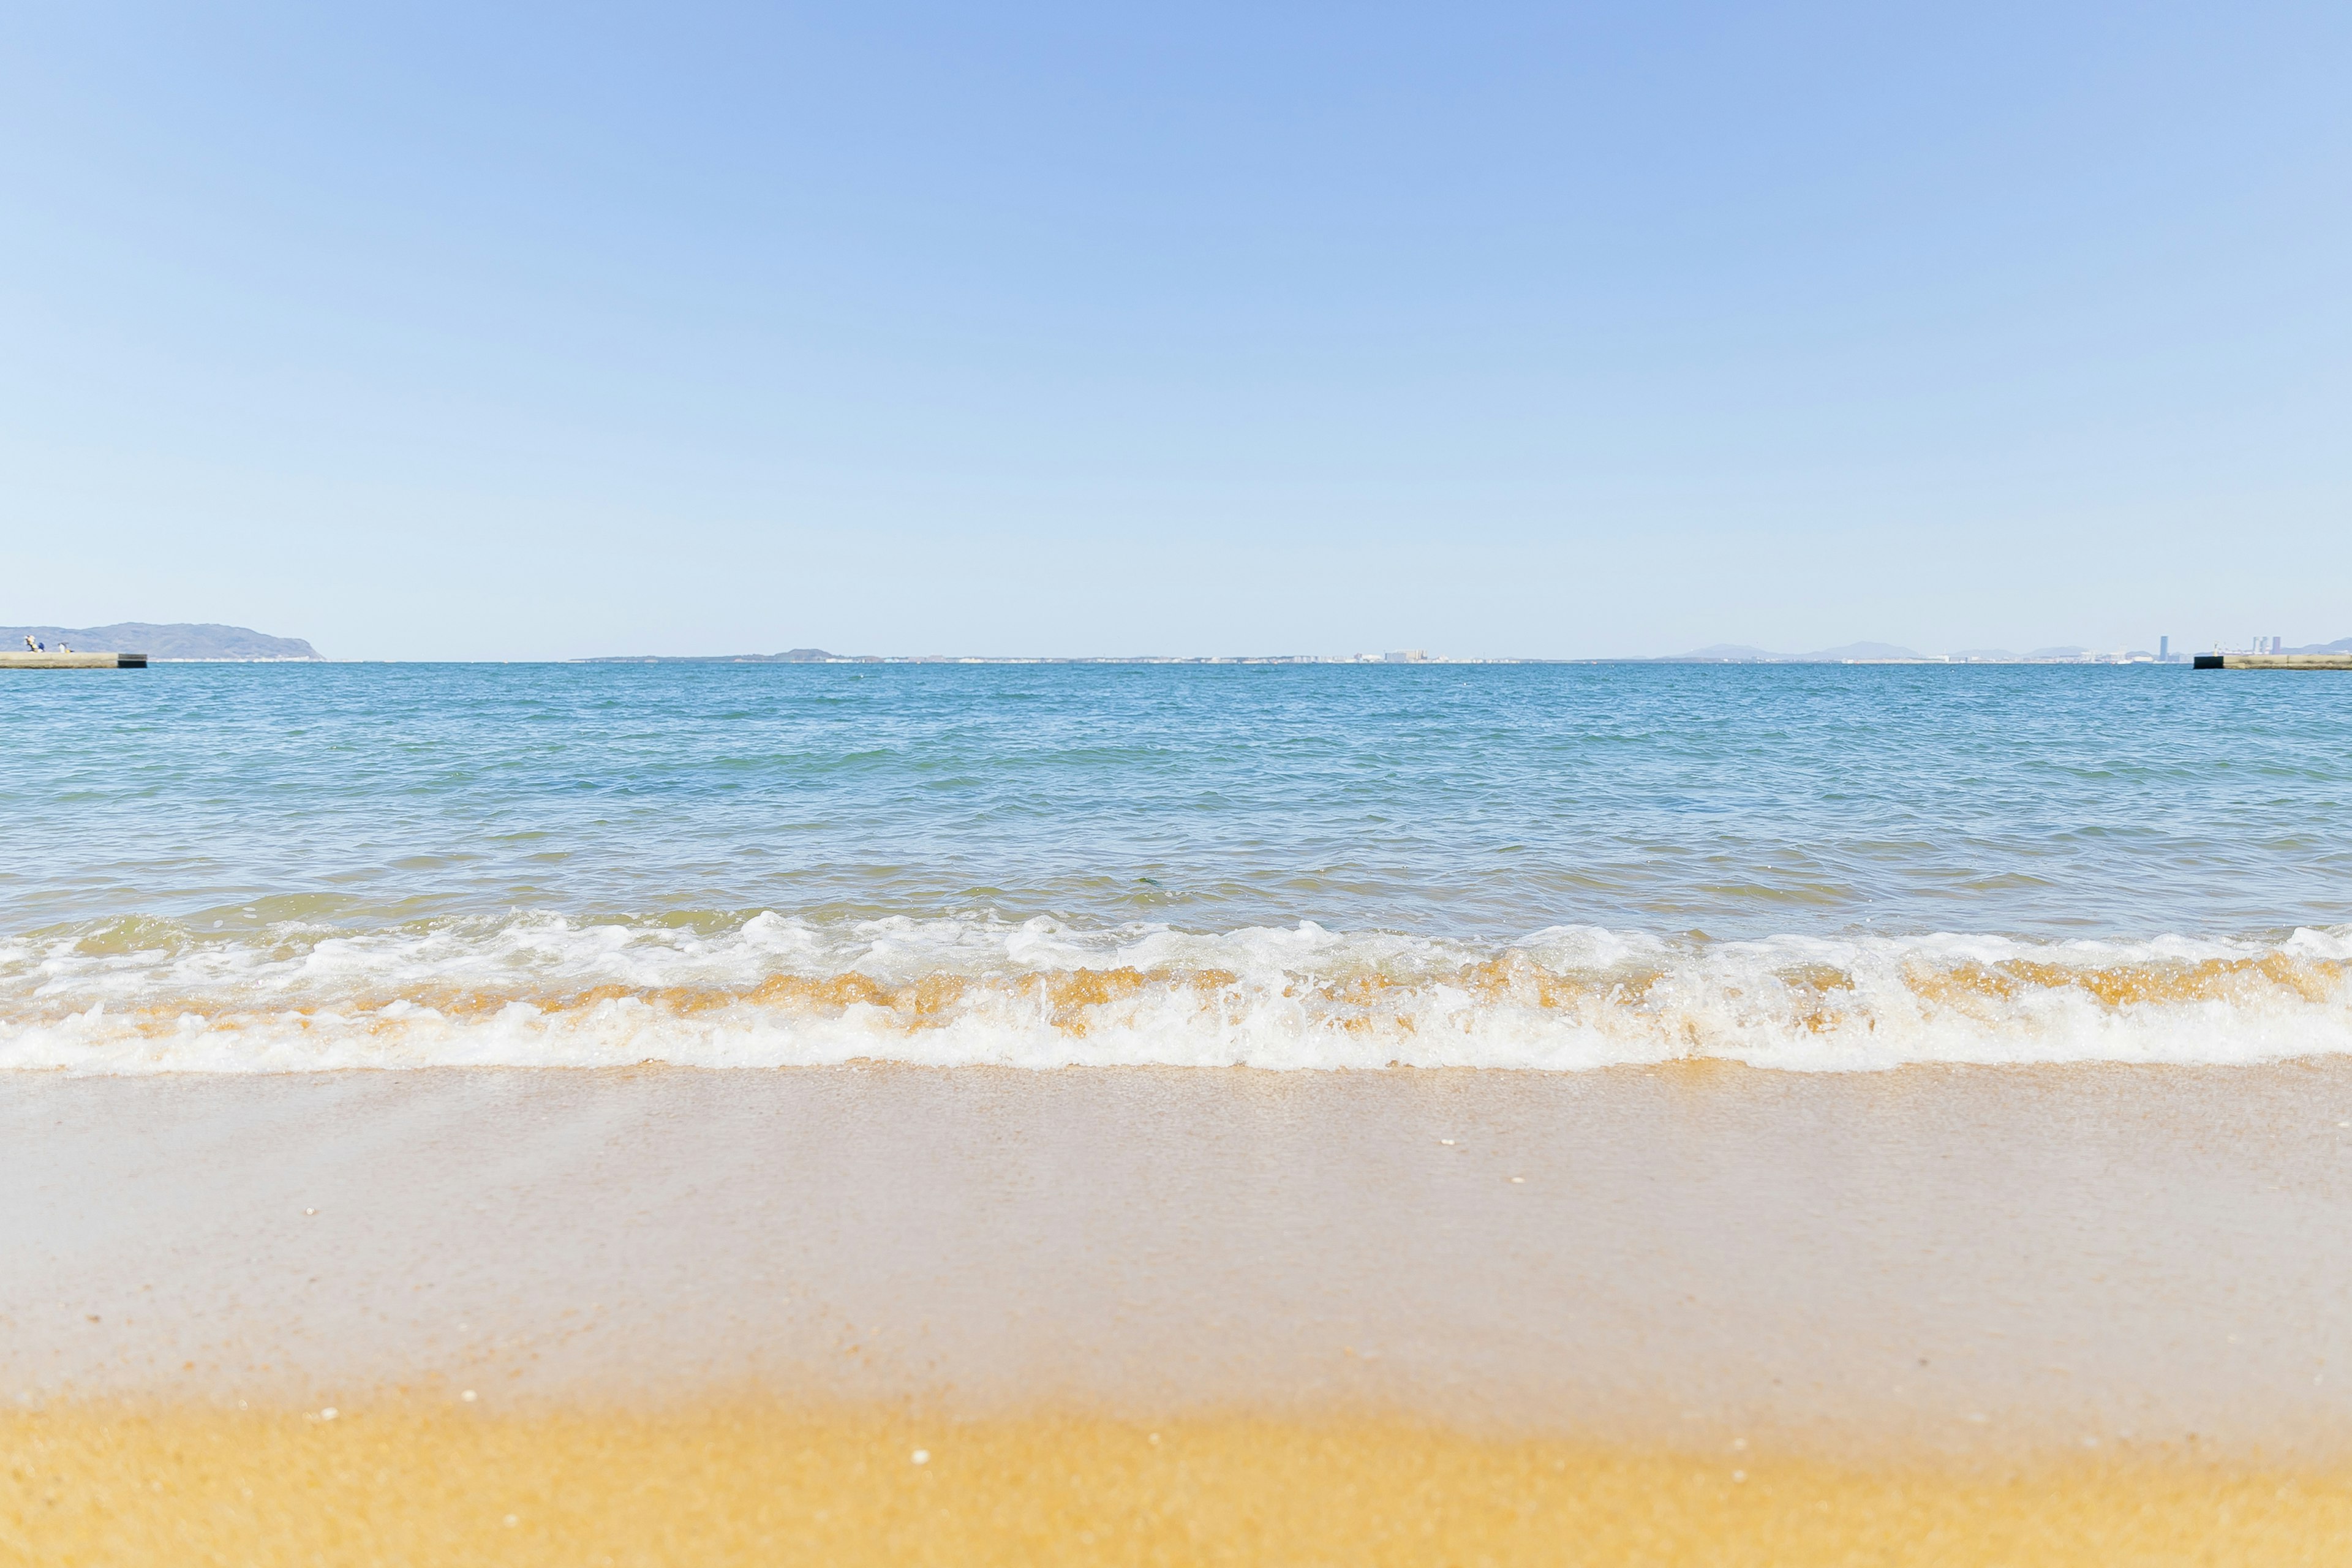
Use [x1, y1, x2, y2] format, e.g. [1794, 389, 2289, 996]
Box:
[5, 661, 2351, 1073]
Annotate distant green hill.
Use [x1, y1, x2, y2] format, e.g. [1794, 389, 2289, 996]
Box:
[2, 622, 321, 660]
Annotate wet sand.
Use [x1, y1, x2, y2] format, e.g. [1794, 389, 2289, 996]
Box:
[8, 1062, 2352, 1561]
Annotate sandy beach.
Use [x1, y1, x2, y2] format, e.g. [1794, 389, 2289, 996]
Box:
[15, 0, 2350, 1554]
[10, 1061, 2352, 1561]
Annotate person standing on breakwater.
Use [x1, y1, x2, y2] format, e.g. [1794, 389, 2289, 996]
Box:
[20, 635, 40, 652]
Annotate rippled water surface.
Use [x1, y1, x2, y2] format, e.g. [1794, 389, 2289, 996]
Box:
[9, 662, 2352, 1072]
[6, 661, 2348, 939]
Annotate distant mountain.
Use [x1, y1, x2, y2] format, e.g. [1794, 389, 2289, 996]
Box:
[2, 622, 321, 660]
[583, 647, 874, 663]
[2285, 638, 2352, 654]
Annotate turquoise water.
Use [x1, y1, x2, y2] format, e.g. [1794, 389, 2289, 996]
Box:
[6, 662, 2352, 1072]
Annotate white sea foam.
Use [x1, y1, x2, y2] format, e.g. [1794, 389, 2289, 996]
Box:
[4, 911, 2351, 1075]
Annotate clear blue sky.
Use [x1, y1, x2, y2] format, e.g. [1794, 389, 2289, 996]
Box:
[4, 2, 2346, 660]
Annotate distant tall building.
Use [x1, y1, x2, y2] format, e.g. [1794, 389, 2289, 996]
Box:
[2160, 636, 2169, 662]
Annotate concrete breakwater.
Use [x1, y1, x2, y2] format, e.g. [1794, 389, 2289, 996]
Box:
[1, 650, 147, 668]
[2193, 653, 2352, 670]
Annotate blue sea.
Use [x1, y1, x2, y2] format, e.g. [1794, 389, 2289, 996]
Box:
[6, 661, 2350, 1072]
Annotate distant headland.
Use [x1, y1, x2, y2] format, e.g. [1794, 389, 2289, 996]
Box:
[1, 623, 322, 661]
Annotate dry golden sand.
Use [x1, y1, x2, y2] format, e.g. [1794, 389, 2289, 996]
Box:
[7, 1403, 2351, 1567]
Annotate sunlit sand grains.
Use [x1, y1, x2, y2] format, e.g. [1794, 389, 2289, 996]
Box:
[8, 1404, 2352, 1567]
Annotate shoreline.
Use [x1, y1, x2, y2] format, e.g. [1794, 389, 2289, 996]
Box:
[13, 1060, 2352, 1561]
[11, 1061, 2351, 1457]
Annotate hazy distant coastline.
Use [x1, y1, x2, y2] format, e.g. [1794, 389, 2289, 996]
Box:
[583, 639, 2352, 666]
[1662, 637, 2352, 665]
[1, 623, 322, 660]
[13, 628, 2337, 666]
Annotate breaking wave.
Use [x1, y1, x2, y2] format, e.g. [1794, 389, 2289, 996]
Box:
[5, 911, 2351, 1074]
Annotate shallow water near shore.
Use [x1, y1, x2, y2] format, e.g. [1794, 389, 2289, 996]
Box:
[7, 662, 2352, 1073]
